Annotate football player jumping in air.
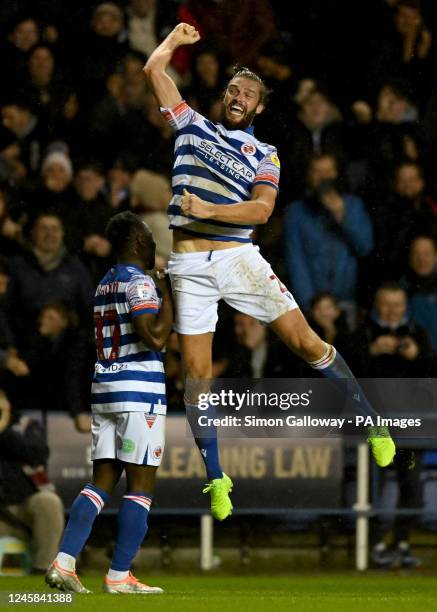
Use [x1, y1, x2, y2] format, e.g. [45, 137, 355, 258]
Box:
[144, 23, 396, 521]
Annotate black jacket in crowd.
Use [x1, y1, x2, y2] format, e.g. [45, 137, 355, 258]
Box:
[0, 414, 50, 506]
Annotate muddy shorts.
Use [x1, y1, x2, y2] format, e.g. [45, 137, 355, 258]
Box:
[168, 244, 298, 334]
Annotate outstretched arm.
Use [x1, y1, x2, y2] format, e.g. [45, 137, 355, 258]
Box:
[143, 23, 200, 108]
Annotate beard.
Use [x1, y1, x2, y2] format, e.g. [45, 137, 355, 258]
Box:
[221, 105, 258, 131]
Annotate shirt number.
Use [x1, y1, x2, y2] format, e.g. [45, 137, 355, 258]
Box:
[94, 310, 121, 361]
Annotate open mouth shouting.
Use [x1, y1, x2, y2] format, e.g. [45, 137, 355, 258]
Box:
[226, 101, 247, 123]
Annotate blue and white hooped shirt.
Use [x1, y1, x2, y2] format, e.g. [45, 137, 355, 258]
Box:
[91, 264, 166, 415]
[161, 100, 281, 243]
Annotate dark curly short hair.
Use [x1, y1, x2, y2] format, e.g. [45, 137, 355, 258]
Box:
[105, 211, 151, 257]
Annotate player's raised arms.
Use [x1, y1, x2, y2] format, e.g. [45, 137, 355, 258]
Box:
[143, 23, 200, 109]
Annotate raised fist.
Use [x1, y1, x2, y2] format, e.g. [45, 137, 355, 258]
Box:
[170, 23, 201, 46]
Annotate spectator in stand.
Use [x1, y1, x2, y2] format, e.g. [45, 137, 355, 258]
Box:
[27, 149, 82, 251]
[0, 388, 64, 574]
[126, 0, 160, 58]
[121, 92, 175, 174]
[22, 302, 93, 433]
[370, 0, 435, 108]
[73, 163, 113, 282]
[104, 156, 134, 211]
[2, 19, 40, 91]
[361, 281, 435, 567]
[122, 51, 147, 91]
[361, 282, 436, 377]
[8, 212, 94, 344]
[128, 0, 183, 53]
[370, 444, 423, 569]
[0, 187, 24, 256]
[187, 0, 277, 69]
[284, 153, 373, 318]
[308, 293, 362, 371]
[127, 0, 205, 79]
[255, 39, 298, 152]
[281, 86, 347, 200]
[19, 45, 75, 137]
[129, 169, 172, 263]
[89, 72, 174, 172]
[78, 3, 128, 109]
[364, 284, 427, 569]
[366, 82, 425, 194]
[224, 312, 307, 378]
[40, 149, 74, 200]
[350, 80, 424, 195]
[372, 161, 437, 284]
[0, 96, 49, 177]
[0, 258, 29, 382]
[400, 236, 437, 349]
[87, 73, 127, 167]
[183, 45, 226, 121]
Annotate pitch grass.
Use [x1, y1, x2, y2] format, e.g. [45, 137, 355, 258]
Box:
[1, 574, 437, 611]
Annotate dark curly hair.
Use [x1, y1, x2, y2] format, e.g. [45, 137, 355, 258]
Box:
[105, 211, 151, 258]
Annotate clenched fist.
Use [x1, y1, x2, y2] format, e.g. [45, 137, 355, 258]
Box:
[181, 189, 212, 219]
[170, 23, 200, 47]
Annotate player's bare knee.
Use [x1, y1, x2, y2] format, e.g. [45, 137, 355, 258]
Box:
[183, 355, 211, 379]
[184, 374, 211, 405]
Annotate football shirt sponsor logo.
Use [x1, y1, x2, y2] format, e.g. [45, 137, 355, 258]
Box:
[270, 154, 280, 168]
[121, 438, 135, 453]
[197, 140, 255, 180]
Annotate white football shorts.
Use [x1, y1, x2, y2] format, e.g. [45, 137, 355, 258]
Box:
[91, 412, 165, 466]
[168, 243, 298, 334]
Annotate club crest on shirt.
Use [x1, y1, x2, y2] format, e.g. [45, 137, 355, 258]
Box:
[153, 446, 163, 459]
[241, 143, 257, 156]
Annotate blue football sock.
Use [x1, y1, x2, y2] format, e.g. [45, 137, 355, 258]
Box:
[185, 401, 223, 480]
[310, 344, 378, 420]
[110, 492, 153, 572]
[59, 484, 109, 558]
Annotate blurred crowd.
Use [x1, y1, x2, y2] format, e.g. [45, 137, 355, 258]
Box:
[0, 0, 436, 417]
[0, 0, 437, 570]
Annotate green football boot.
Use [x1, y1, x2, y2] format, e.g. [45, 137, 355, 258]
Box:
[367, 426, 396, 467]
[203, 473, 233, 521]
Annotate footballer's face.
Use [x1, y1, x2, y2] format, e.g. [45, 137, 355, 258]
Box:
[222, 77, 264, 130]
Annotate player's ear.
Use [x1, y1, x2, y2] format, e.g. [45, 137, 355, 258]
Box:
[255, 103, 265, 116]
